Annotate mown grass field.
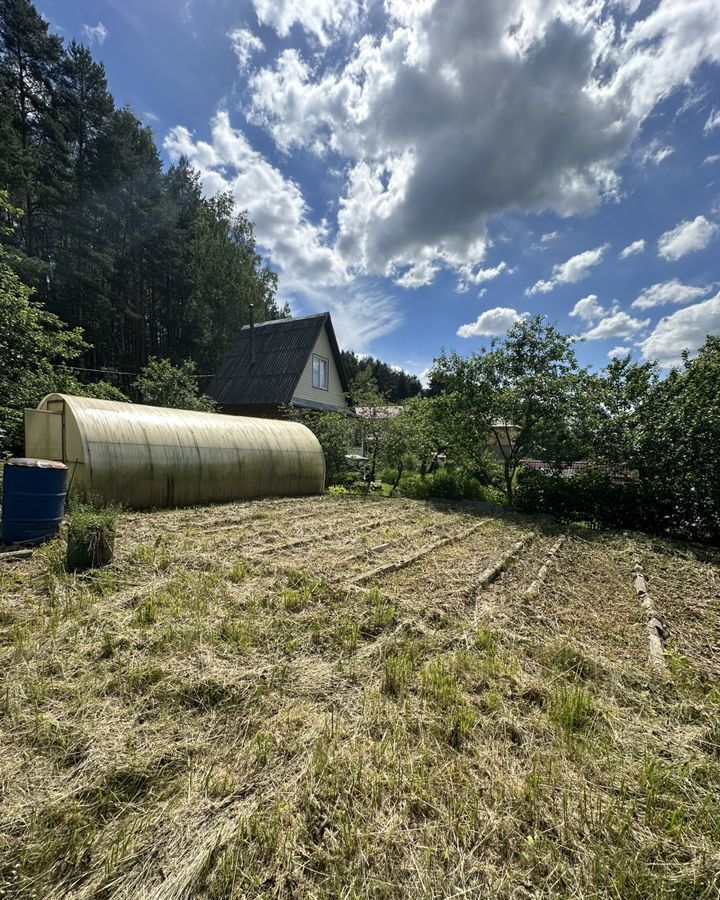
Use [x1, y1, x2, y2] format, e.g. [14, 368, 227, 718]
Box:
[1, 495, 719, 899]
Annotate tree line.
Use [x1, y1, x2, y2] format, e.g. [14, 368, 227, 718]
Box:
[300, 318, 720, 544]
[340, 350, 422, 402]
[0, 0, 283, 386]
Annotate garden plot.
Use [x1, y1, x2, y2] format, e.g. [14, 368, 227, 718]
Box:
[1, 496, 719, 900]
[245, 503, 476, 583]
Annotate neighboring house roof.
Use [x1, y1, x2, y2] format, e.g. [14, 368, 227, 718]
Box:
[208, 312, 351, 408]
[520, 459, 638, 484]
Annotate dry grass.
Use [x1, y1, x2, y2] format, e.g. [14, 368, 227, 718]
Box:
[1, 495, 719, 899]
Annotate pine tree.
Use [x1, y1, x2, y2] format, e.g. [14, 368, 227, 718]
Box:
[0, 0, 64, 266]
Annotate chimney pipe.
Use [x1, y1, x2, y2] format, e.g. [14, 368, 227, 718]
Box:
[249, 304, 255, 366]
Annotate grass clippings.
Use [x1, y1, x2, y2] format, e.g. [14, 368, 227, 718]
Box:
[1, 495, 719, 899]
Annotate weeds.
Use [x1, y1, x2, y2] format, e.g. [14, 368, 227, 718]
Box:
[228, 560, 248, 583]
[548, 684, 598, 735]
[365, 589, 396, 633]
[66, 504, 119, 571]
[475, 624, 498, 652]
[381, 646, 417, 697]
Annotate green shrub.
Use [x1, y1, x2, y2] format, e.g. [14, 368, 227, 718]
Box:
[377, 468, 399, 485]
[66, 504, 119, 571]
[514, 467, 642, 530]
[397, 470, 505, 503]
[336, 469, 366, 492]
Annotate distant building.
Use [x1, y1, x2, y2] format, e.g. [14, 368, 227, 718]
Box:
[487, 422, 521, 461]
[520, 459, 638, 484]
[208, 311, 352, 417]
[351, 405, 403, 456]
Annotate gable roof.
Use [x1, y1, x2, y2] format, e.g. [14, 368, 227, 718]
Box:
[208, 312, 351, 407]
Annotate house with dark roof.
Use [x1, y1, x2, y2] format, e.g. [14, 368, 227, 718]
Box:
[207, 310, 352, 417]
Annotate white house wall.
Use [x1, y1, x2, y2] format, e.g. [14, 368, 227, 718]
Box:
[291, 325, 348, 410]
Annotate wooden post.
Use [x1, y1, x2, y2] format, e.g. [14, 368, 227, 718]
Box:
[524, 535, 566, 598]
[1, 549, 33, 562]
[634, 559, 668, 675]
[468, 533, 536, 596]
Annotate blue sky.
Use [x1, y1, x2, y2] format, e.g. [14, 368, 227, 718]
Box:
[39, 0, 720, 382]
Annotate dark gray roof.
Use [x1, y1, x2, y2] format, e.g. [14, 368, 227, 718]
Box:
[208, 312, 351, 407]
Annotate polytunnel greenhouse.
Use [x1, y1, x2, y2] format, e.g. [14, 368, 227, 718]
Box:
[24, 394, 325, 508]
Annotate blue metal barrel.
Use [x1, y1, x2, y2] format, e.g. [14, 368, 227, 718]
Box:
[1, 458, 68, 546]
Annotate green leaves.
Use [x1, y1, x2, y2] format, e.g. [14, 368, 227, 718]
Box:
[134, 357, 215, 412]
[429, 316, 579, 499]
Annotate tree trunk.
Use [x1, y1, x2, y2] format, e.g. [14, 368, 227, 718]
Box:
[390, 462, 404, 497]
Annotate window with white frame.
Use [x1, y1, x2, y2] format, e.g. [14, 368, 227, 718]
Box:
[312, 354, 329, 390]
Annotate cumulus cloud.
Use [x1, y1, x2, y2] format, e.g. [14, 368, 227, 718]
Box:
[639, 294, 720, 366]
[82, 22, 108, 45]
[454, 261, 511, 292]
[619, 239, 645, 258]
[395, 259, 438, 288]
[228, 28, 263, 71]
[541, 231, 559, 242]
[705, 108, 720, 133]
[608, 346, 631, 359]
[247, 0, 720, 289]
[163, 112, 401, 349]
[167, 0, 720, 347]
[527, 245, 608, 295]
[251, 0, 363, 45]
[570, 294, 606, 322]
[631, 279, 712, 310]
[658, 215, 719, 261]
[703, 154, 720, 165]
[582, 310, 650, 340]
[457, 307, 526, 338]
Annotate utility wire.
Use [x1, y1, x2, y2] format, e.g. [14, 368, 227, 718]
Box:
[56, 364, 216, 378]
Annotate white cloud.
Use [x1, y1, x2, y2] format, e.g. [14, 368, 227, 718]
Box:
[582, 310, 650, 340]
[455, 260, 511, 292]
[312, 281, 401, 351]
[570, 294, 606, 322]
[247, 0, 720, 292]
[705, 108, 720, 133]
[631, 279, 712, 310]
[651, 146, 674, 164]
[228, 28, 264, 71]
[457, 307, 526, 338]
[395, 260, 438, 288]
[541, 231, 559, 242]
[527, 245, 608, 295]
[251, 0, 363, 45]
[614, 1, 720, 121]
[82, 22, 108, 45]
[639, 293, 720, 366]
[658, 215, 719, 261]
[703, 154, 720, 165]
[167, 0, 720, 349]
[608, 346, 631, 359]
[465, 261, 509, 284]
[641, 141, 674, 165]
[619, 239, 645, 258]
